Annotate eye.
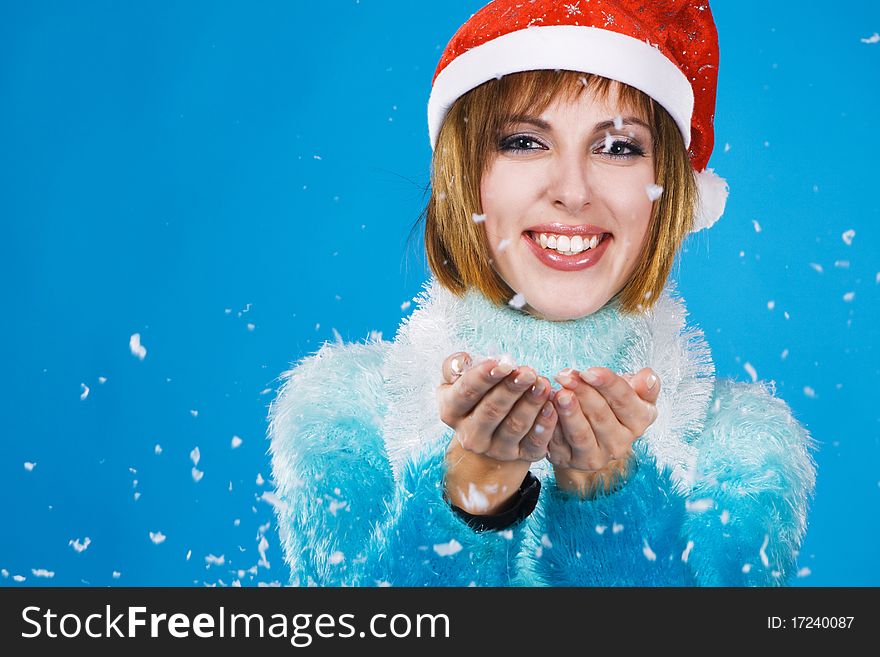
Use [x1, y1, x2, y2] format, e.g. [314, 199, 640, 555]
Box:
[499, 134, 547, 153]
[595, 138, 646, 159]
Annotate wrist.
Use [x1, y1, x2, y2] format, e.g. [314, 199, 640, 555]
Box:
[553, 452, 637, 500]
[444, 442, 531, 515]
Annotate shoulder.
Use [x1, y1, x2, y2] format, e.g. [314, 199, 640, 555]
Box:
[696, 377, 817, 492]
[268, 338, 391, 431]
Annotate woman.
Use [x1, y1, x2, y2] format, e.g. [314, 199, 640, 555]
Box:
[267, 0, 816, 586]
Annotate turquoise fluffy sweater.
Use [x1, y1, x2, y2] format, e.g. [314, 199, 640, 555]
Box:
[267, 279, 816, 586]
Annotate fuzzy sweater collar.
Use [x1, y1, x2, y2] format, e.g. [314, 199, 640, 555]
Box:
[380, 278, 715, 492]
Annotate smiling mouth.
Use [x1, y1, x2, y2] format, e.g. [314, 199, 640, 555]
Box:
[526, 230, 611, 256]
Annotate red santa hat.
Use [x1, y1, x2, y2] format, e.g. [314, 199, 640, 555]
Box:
[427, 0, 728, 232]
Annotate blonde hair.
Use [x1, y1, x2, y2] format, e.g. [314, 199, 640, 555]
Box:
[417, 70, 697, 314]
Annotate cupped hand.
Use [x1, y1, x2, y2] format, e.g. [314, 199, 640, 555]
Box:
[548, 367, 661, 497]
[437, 352, 557, 514]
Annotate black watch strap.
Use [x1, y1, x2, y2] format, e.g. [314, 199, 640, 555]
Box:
[448, 471, 541, 532]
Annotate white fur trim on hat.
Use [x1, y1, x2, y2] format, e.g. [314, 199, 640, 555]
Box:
[428, 25, 694, 151]
[693, 168, 729, 232]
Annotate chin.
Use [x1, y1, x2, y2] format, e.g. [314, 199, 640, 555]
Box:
[525, 296, 606, 322]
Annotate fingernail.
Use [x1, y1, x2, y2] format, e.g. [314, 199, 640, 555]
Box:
[647, 373, 658, 390]
[513, 369, 536, 386]
[530, 379, 547, 397]
[555, 368, 579, 389]
[541, 401, 554, 417]
[580, 368, 601, 385]
[558, 392, 574, 408]
[489, 361, 513, 379]
[450, 358, 462, 375]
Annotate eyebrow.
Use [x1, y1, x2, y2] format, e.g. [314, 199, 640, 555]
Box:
[504, 114, 653, 133]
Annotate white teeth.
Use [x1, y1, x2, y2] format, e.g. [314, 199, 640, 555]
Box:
[532, 231, 605, 255]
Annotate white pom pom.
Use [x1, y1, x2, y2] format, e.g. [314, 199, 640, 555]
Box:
[692, 168, 729, 232]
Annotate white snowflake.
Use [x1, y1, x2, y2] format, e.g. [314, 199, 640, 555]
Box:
[433, 539, 463, 557]
[149, 531, 166, 545]
[743, 362, 757, 383]
[129, 333, 147, 360]
[860, 32, 880, 44]
[80, 383, 90, 401]
[841, 229, 855, 245]
[231, 436, 243, 449]
[508, 293, 527, 310]
[645, 184, 664, 201]
[471, 213, 487, 224]
[563, 2, 582, 17]
[69, 537, 91, 553]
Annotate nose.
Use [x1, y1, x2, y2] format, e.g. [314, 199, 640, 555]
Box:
[548, 151, 592, 215]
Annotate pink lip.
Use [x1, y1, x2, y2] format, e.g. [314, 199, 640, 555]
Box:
[522, 231, 611, 271]
[525, 222, 611, 236]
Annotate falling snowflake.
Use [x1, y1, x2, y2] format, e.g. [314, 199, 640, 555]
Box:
[685, 498, 714, 513]
[595, 525, 607, 535]
[400, 300, 411, 311]
[433, 539, 463, 557]
[612, 522, 624, 534]
[112, 571, 121, 579]
[563, 2, 582, 16]
[803, 386, 817, 399]
[31, 569, 54, 578]
[508, 293, 527, 310]
[842, 291, 855, 302]
[80, 383, 90, 401]
[154, 444, 162, 455]
[809, 262, 823, 274]
[129, 333, 147, 360]
[720, 510, 730, 525]
[497, 238, 512, 252]
[681, 540, 694, 563]
[841, 229, 855, 245]
[796, 567, 812, 578]
[328, 551, 345, 565]
[613, 114, 623, 130]
[69, 537, 91, 553]
[767, 300, 775, 310]
[231, 436, 243, 449]
[190, 446, 200, 466]
[24, 462, 36, 472]
[759, 534, 770, 568]
[192, 468, 204, 482]
[150, 531, 166, 545]
[540, 534, 553, 549]
[471, 213, 486, 224]
[860, 32, 880, 44]
[645, 184, 663, 201]
[642, 539, 657, 561]
[205, 554, 225, 566]
[752, 219, 762, 233]
[743, 362, 757, 383]
[98, 376, 107, 384]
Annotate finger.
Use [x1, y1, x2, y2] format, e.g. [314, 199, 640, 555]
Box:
[517, 392, 557, 462]
[438, 356, 511, 423]
[492, 371, 549, 444]
[441, 352, 472, 384]
[469, 367, 538, 459]
[552, 388, 606, 470]
[546, 422, 571, 467]
[578, 367, 656, 436]
[629, 367, 661, 404]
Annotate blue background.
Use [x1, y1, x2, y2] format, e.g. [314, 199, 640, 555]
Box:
[2, 0, 877, 586]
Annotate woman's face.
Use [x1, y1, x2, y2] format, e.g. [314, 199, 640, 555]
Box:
[480, 86, 656, 321]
